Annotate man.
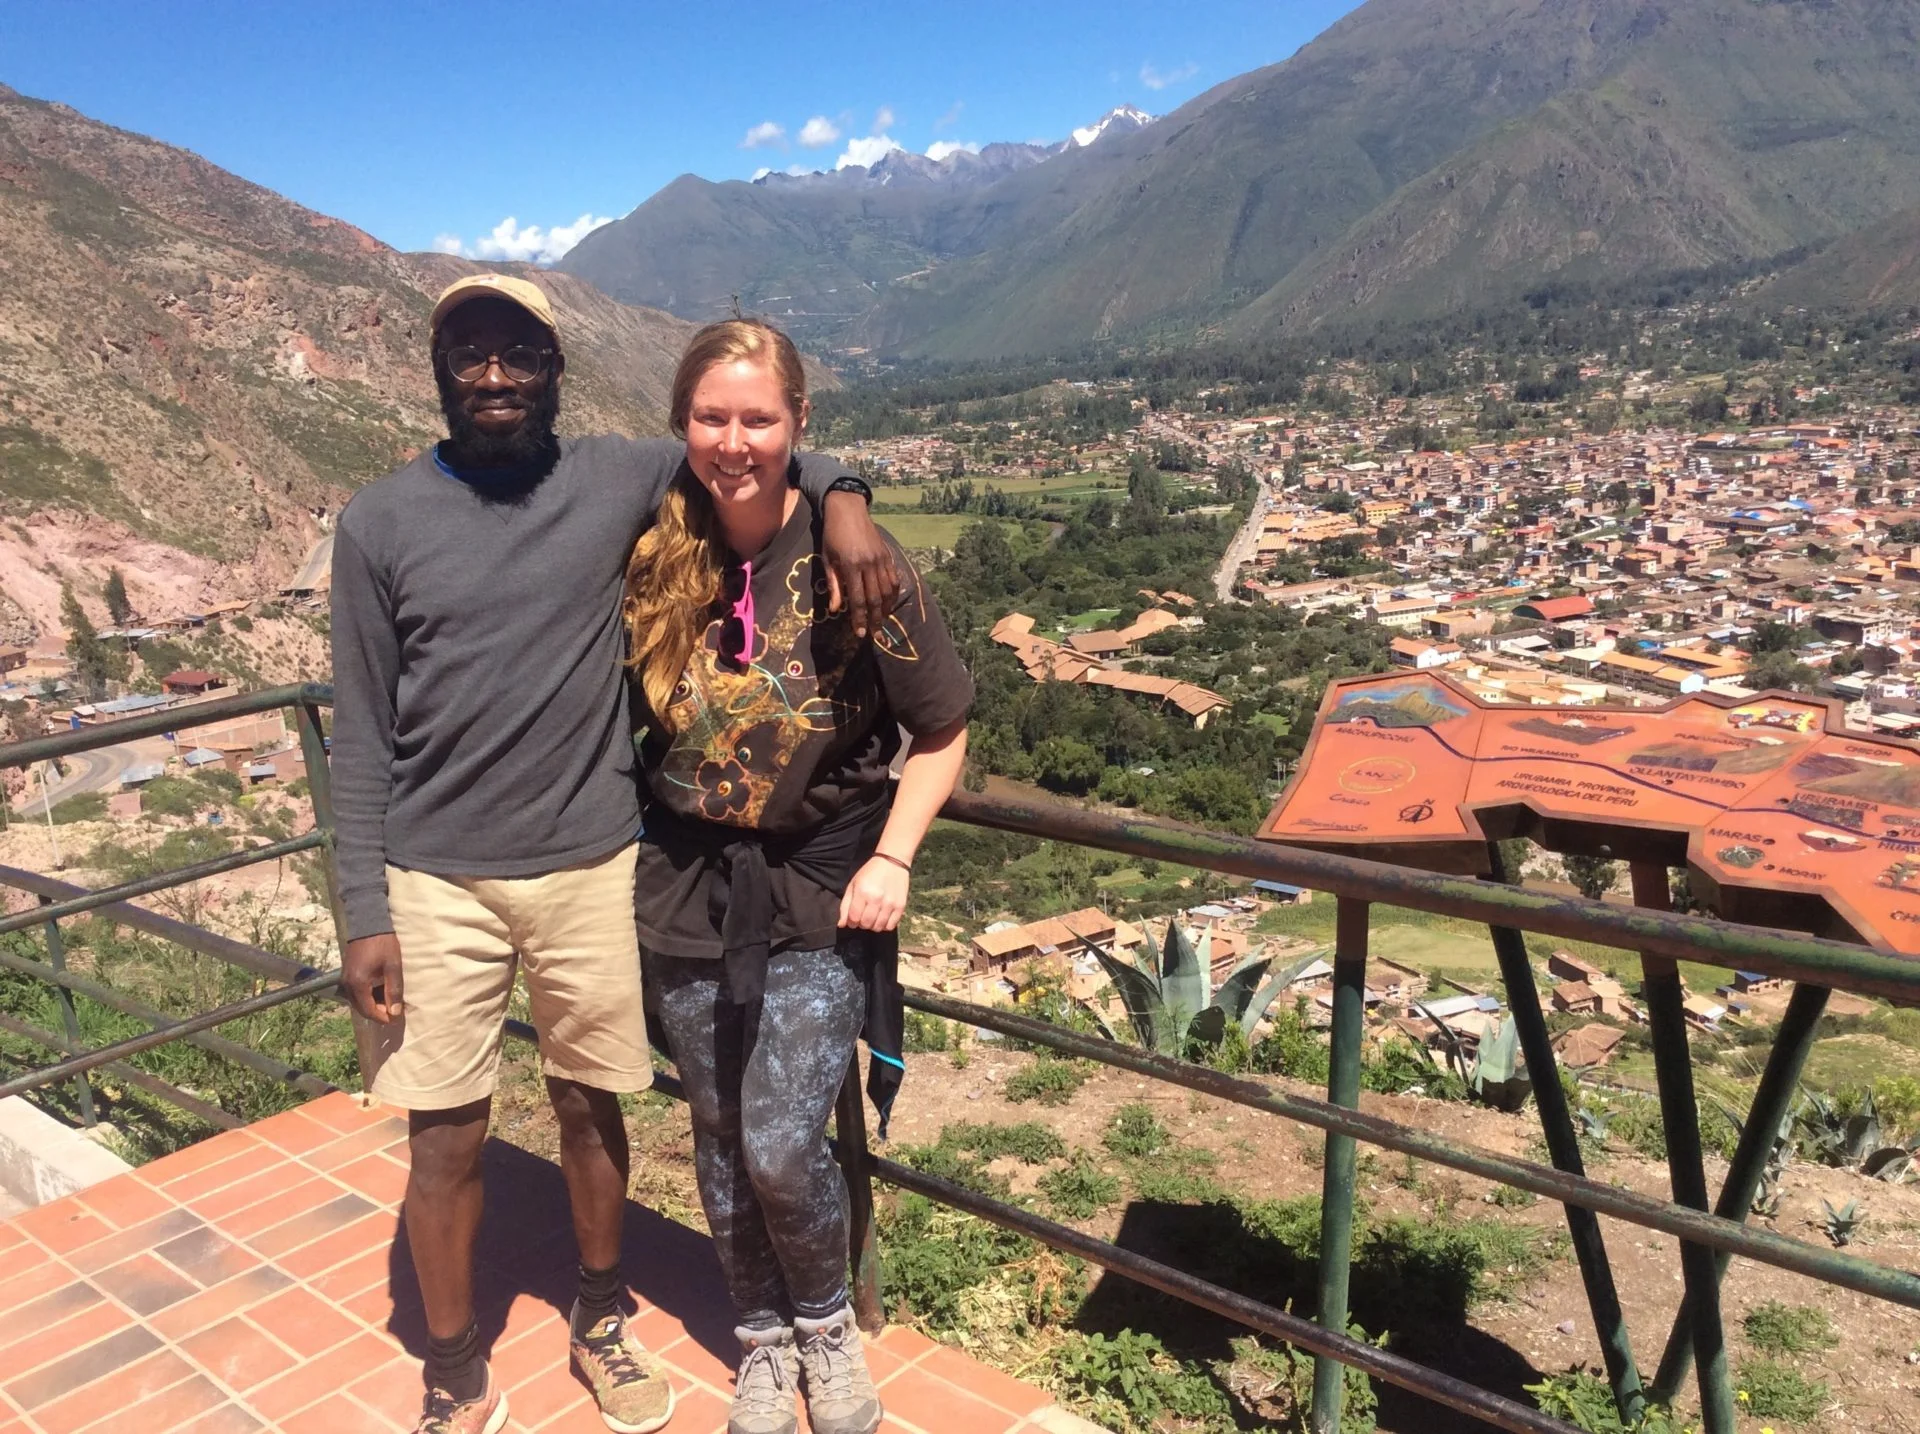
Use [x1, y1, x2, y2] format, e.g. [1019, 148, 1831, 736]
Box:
[330, 274, 894, 1434]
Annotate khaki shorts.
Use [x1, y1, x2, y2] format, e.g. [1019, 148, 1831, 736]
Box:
[365, 843, 653, 1110]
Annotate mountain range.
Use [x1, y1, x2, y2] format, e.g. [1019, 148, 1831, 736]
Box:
[559, 0, 1920, 361]
[0, 82, 692, 635]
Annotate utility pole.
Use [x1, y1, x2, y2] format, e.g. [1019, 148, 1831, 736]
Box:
[38, 762, 62, 870]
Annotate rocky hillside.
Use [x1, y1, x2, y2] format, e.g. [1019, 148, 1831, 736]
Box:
[0, 84, 693, 640]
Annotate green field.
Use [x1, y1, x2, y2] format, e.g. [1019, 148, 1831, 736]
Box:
[872, 473, 1119, 509]
[1061, 608, 1121, 632]
[877, 513, 1024, 550]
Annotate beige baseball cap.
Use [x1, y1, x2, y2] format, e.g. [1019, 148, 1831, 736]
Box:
[429, 273, 559, 340]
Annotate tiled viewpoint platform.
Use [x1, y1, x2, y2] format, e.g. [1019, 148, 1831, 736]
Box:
[0, 1094, 1096, 1434]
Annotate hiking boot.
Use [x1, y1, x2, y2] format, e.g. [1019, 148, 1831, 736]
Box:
[570, 1303, 677, 1433]
[412, 1367, 508, 1434]
[793, 1308, 882, 1434]
[729, 1324, 799, 1434]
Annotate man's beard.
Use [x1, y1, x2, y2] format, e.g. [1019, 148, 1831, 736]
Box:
[437, 373, 562, 474]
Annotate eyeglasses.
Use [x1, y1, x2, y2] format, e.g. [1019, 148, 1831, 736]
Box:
[441, 345, 554, 383]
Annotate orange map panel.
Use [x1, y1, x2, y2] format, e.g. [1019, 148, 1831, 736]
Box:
[1257, 672, 1920, 959]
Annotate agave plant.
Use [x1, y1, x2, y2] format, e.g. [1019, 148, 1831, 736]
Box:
[1076, 922, 1310, 1057]
[1713, 1098, 1798, 1215]
[1820, 1197, 1865, 1247]
[1414, 1005, 1532, 1112]
[1794, 1086, 1912, 1175]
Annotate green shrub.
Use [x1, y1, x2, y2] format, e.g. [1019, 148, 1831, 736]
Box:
[1742, 1301, 1837, 1357]
[138, 772, 238, 819]
[1603, 1096, 1668, 1160]
[1873, 1073, 1920, 1138]
[938, 1120, 1065, 1164]
[903, 1008, 951, 1053]
[1251, 997, 1329, 1082]
[84, 827, 238, 883]
[1102, 1102, 1167, 1158]
[1735, 1357, 1829, 1424]
[1526, 1371, 1681, 1432]
[1362, 1040, 1459, 1097]
[877, 1192, 1034, 1330]
[1040, 1154, 1122, 1219]
[1054, 1330, 1231, 1430]
[891, 1141, 1012, 1200]
[32, 791, 108, 824]
[1225, 1328, 1381, 1434]
[1005, 1058, 1088, 1106]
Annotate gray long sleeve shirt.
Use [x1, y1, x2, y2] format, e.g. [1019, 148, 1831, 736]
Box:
[328, 435, 857, 941]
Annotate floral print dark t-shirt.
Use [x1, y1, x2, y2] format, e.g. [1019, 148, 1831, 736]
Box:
[632, 498, 973, 959]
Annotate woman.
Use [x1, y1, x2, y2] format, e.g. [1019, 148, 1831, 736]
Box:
[624, 319, 971, 1434]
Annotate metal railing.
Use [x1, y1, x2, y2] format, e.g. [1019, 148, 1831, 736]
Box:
[0, 685, 1914, 1434]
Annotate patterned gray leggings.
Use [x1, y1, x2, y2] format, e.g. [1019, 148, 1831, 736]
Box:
[645, 942, 867, 1328]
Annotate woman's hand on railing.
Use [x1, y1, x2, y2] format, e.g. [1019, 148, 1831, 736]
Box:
[839, 858, 909, 932]
[342, 933, 405, 1022]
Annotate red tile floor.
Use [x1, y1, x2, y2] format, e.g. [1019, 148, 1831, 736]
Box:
[0, 1093, 1101, 1434]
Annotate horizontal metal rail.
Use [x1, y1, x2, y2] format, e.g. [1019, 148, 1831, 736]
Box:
[941, 789, 1920, 1004]
[0, 946, 335, 1099]
[902, 988, 1920, 1310]
[0, 1012, 239, 1130]
[0, 834, 326, 939]
[874, 1154, 1579, 1434]
[1, 683, 329, 770]
[0, 866, 314, 985]
[0, 969, 341, 1101]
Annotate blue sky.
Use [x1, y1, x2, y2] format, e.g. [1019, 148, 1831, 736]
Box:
[6, 1, 1358, 261]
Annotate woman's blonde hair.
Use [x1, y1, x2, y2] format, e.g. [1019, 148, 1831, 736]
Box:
[624, 319, 810, 725]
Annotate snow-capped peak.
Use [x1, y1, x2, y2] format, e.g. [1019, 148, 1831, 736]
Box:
[1070, 105, 1154, 148]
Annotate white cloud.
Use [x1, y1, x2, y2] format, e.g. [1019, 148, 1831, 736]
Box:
[1139, 61, 1198, 90]
[873, 105, 895, 131]
[437, 213, 613, 266]
[933, 100, 964, 132]
[925, 139, 980, 163]
[835, 133, 902, 170]
[797, 115, 841, 147]
[751, 166, 772, 181]
[741, 120, 787, 149]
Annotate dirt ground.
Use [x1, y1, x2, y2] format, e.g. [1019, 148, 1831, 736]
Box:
[487, 1034, 1920, 1433]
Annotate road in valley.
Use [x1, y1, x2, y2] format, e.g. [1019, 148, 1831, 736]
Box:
[1212, 485, 1274, 603]
[14, 743, 143, 816]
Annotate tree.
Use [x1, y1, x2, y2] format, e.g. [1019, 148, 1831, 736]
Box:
[1562, 854, 1619, 902]
[1031, 736, 1104, 796]
[1746, 649, 1816, 693]
[61, 586, 124, 702]
[942, 520, 1021, 601]
[103, 569, 132, 625]
[1122, 454, 1168, 536]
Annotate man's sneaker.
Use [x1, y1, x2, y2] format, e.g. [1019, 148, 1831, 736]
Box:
[729, 1325, 799, 1434]
[792, 1308, 882, 1434]
[413, 1367, 508, 1434]
[570, 1304, 676, 1434]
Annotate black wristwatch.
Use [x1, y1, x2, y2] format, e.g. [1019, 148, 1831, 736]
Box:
[827, 475, 872, 501]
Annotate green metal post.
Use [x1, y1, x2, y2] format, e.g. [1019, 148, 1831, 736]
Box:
[1482, 847, 1642, 1422]
[295, 701, 374, 1089]
[1650, 979, 1830, 1403]
[40, 899, 97, 1127]
[1311, 897, 1369, 1433]
[1632, 864, 1735, 1434]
